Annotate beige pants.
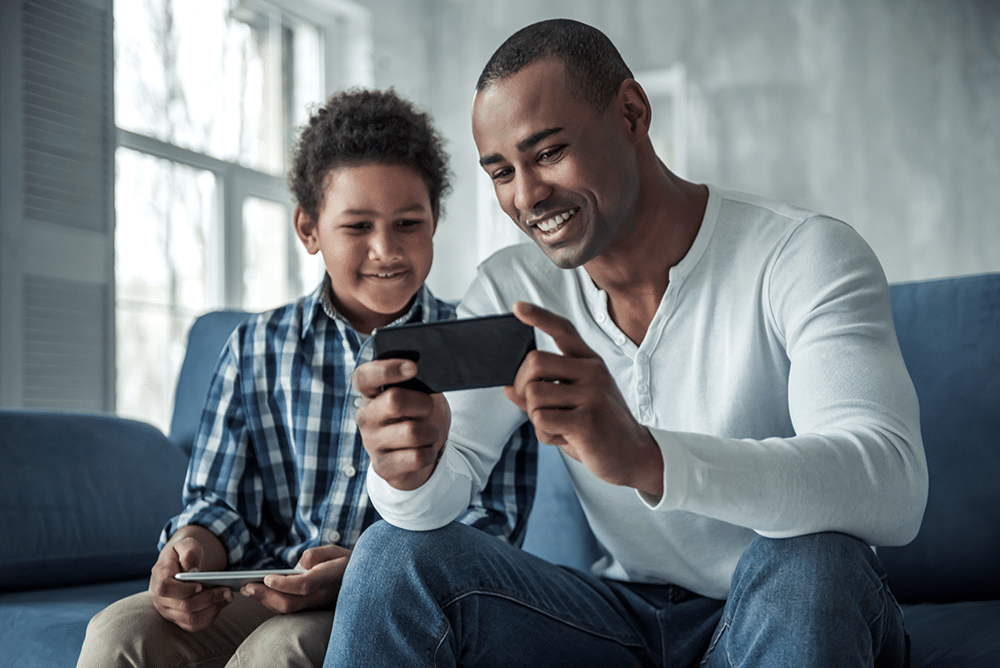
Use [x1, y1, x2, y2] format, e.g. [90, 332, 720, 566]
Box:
[76, 591, 333, 668]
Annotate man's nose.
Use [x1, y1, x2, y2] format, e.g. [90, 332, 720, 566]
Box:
[512, 169, 551, 215]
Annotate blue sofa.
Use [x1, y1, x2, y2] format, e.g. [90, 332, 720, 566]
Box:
[1, 275, 998, 667]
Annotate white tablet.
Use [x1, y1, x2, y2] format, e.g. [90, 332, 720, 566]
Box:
[175, 568, 306, 589]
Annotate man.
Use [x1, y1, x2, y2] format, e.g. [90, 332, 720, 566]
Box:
[325, 19, 926, 667]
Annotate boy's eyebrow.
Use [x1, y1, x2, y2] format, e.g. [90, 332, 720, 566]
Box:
[341, 203, 429, 216]
[478, 127, 564, 167]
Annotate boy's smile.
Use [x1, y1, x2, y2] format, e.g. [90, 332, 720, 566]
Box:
[295, 162, 436, 334]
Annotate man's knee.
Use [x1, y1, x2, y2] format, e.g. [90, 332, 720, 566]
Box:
[353, 521, 488, 570]
[731, 532, 887, 609]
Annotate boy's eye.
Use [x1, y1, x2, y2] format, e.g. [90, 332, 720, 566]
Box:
[397, 219, 424, 228]
[344, 221, 371, 231]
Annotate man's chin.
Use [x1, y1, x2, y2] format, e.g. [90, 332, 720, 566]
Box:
[534, 239, 591, 270]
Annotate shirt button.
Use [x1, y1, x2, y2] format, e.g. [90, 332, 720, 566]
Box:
[596, 312, 606, 323]
[353, 397, 362, 408]
[615, 334, 626, 346]
[325, 530, 341, 544]
[343, 465, 358, 477]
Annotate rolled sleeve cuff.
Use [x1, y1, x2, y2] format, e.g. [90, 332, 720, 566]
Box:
[159, 500, 251, 566]
[366, 449, 474, 531]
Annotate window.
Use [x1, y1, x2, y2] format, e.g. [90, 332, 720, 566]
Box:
[114, 0, 326, 432]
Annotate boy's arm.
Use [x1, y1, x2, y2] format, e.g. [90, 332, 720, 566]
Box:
[159, 330, 263, 567]
[148, 525, 232, 631]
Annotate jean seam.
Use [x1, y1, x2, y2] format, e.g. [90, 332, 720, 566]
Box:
[700, 614, 731, 667]
[442, 588, 647, 650]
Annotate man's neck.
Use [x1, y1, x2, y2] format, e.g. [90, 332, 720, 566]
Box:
[584, 165, 707, 345]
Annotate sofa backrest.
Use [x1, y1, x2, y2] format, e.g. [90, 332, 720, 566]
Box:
[169, 310, 251, 456]
[522, 273, 1000, 603]
[0, 410, 189, 591]
[878, 272, 1000, 602]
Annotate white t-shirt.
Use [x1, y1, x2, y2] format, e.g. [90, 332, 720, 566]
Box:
[368, 186, 927, 599]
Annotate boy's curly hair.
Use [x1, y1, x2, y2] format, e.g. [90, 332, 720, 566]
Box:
[289, 89, 451, 222]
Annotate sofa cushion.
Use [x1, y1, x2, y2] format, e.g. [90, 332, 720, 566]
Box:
[0, 411, 188, 591]
[0, 578, 147, 667]
[879, 273, 1000, 602]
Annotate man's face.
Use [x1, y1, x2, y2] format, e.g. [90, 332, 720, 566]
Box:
[297, 162, 436, 334]
[472, 57, 639, 269]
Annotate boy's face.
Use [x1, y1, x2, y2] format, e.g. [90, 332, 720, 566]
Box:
[295, 162, 436, 334]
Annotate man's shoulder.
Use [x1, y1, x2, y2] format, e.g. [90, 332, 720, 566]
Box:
[714, 187, 826, 228]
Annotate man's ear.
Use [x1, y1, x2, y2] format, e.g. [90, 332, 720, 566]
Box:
[618, 79, 652, 142]
[293, 206, 320, 255]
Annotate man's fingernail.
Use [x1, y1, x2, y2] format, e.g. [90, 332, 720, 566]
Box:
[400, 361, 416, 376]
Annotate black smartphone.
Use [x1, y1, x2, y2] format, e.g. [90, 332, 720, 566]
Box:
[372, 314, 536, 393]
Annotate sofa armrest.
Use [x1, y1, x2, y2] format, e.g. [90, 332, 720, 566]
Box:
[0, 410, 188, 592]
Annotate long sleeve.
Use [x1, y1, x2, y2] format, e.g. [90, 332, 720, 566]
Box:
[643, 216, 927, 546]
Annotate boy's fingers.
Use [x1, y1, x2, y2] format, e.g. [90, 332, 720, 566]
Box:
[353, 359, 417, 398]
[512, 302, 597, 359]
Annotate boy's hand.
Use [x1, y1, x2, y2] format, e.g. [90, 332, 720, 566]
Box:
[241, 545, 352, 614]
[353, 359, 451, 490]
[505, 302, 664, 500]
[149, 526, 232, 632]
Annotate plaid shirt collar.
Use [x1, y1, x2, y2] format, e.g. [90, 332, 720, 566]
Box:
[300, 273, 442, 340]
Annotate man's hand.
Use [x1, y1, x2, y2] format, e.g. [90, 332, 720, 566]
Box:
[241, 545, 352, 614]
[149, 526, 232, 632]
[353, 359, 451, 490]
[505, 302, 664, 499]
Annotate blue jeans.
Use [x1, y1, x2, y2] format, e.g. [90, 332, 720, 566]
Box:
[325, 522, 908, 667]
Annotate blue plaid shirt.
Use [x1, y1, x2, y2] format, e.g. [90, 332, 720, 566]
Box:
[161, 278, 537, 569]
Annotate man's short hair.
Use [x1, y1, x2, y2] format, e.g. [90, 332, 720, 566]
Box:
[290, 88, 451, 221]
[476, 18, 634, 113]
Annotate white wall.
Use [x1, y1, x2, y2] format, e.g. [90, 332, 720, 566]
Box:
[357, 0, 1000, 301]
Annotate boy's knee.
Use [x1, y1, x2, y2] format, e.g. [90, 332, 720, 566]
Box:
[78, 592, 163, 667]
[232, 612, 334, 668]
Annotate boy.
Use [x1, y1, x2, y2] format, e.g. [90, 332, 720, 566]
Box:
[77, 89, 534, 668]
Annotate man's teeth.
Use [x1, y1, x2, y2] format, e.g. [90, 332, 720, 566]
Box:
[536, 209, 577, 233]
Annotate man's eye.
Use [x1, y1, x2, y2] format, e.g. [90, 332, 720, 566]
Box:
[491, 167, 512, 181]
[539, 146, 565, 161]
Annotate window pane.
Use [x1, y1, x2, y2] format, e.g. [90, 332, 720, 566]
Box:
[115, 0, 286, 175]
[243, 196, 291, 311]
[115, 147, 219, 433]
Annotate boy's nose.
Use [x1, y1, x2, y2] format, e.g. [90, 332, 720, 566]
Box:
[369, 229, 402, 260]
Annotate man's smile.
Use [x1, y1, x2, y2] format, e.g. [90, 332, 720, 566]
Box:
[530, 208, 579, 235]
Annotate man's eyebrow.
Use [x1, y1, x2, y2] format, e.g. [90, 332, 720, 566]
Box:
[478, 127, 565, 167]
[516, 127, 563, 153]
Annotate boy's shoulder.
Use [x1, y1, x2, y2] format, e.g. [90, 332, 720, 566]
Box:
[235, 287, 323, 347]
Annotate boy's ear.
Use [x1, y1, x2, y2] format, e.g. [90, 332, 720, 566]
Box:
[293, 206, 320, 255]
